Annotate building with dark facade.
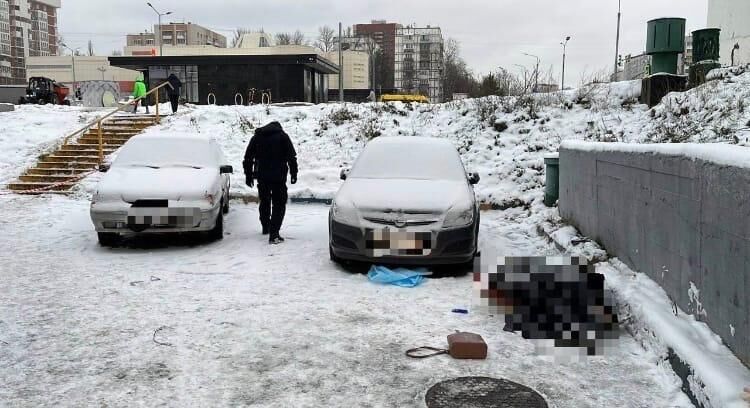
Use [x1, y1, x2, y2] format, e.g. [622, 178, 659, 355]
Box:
[108, 53, 338, 105]
[353, 21, 399, 90]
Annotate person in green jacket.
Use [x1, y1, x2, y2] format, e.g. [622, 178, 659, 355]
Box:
[132, 74, 149, 114]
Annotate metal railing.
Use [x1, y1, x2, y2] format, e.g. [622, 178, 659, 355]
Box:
[61, 81, 173, 165]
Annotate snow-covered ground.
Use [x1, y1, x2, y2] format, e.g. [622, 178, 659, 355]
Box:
[0, 194, 691, 407]
[5, 70, 750, 406]
[0, 105, 105, 185]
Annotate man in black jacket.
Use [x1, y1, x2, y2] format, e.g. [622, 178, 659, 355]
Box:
[166, 73, 182, 114]
[243, 121, 298, 244]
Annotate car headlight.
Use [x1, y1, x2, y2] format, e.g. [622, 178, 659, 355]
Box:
[331, 200, 360, 226]
[443, 206, 474, 228]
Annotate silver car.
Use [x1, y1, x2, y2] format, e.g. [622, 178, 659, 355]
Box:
[90, 133, 233, 246]
[329, 136, 480, 266]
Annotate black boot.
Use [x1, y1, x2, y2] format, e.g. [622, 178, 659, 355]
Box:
[262, 225, 269, 235]
[269, 234, 285, 245]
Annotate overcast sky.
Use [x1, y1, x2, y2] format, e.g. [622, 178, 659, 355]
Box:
[59, 0, 708, 84]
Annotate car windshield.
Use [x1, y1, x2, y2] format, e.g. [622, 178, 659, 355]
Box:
[113, 138, 217, 168]
[349, 139, 466, 181]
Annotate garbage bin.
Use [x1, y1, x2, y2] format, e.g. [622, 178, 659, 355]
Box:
[544, 154, 560, 207]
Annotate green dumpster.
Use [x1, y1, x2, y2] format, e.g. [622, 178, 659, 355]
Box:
[544, 154, 560, 207]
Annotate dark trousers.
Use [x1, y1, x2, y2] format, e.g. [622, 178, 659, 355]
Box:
[133, 99, 149, 114]
[169, 94, 179, 113]
[257, 182, 288, 235]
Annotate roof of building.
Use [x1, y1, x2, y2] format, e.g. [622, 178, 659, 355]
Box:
[108, 53, 339, 74]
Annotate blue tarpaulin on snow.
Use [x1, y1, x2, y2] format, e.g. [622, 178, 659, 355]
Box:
[367, 265, 430, 288]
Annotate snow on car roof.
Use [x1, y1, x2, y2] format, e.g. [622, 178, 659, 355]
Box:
[351, 136, 466, 181]
[130, 131, 213, 142]
[114, 132, 222, 168]
[368, 136, 454, 147]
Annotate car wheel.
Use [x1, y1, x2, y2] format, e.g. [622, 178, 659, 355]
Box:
[97, 232, 120, 247]
[210, 212, 224, 241]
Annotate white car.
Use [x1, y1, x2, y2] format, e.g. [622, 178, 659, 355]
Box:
[328, 136, 480, 266]
[90, 133, 233, 246]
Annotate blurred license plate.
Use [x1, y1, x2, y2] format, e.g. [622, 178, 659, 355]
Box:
[127, 207, 200, 227]
[367, 228, 432, 257]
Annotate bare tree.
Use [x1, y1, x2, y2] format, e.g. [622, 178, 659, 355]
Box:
[87, 40, 95, 56]
[442, 38, 478, 100]
[314, 25, 335, 52]
[275, 32, 292, 45]
[231, 28, 250, 48]
[291, 30, 307, 45]
[110, 50, 123, 56]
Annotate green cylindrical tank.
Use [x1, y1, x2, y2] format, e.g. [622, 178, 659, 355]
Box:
[692, 28, 721, 63]
[544, 155, 559, 207]
[646, 18, 687, 74]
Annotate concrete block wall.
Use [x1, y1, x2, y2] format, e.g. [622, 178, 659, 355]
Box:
[559, 142, 750, 366]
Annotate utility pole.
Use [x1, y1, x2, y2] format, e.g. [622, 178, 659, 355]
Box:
[338, 22, 344, 103]
[561, 36, 570, 91]
[147, 2, 172, 56]
[614, 0, 622, 79]
[60, 43, 78, 86]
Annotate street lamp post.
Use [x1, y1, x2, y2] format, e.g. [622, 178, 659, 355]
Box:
[59, 42, 79, 86]
[522, 52, 540, 92]
[561, 36, 571, 91]
[97, 66, 107, 81]
[614, 0, 622, 78]
[147, 2, 172, 56]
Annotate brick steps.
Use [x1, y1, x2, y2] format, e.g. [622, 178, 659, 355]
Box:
[26, 168, 93, 176]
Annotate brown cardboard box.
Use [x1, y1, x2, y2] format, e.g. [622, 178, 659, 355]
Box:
[447, 332, 487, 359]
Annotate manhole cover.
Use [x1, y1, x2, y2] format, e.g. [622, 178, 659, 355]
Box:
[425, 377, 548, 408]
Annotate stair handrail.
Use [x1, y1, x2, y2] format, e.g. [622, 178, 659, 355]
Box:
[61, 81, 174, 165]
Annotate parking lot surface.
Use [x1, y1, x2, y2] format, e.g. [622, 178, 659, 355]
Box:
[0, 196, 689, 407]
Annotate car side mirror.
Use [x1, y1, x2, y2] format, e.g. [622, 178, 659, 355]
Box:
[468, 172, 480, 185]
[98, 163, 110, 173]
[340, 168, 350, 181]
[220, 165, 234, 174]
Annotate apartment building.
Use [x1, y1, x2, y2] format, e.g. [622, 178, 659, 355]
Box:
[125, 22, 226, 56]
[394, 26, 443, 103]
[353, 21, 399, 90]
[0, 0, 59, 85]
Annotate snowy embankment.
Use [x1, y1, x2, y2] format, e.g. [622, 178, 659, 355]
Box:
[80, 78, 649, 205]
[76, 68, 750, 205]
[0, 105, 104, 185]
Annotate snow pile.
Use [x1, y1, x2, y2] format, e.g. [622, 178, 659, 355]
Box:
[562, 140, 750, 169]
[0, 105, 104, 185]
